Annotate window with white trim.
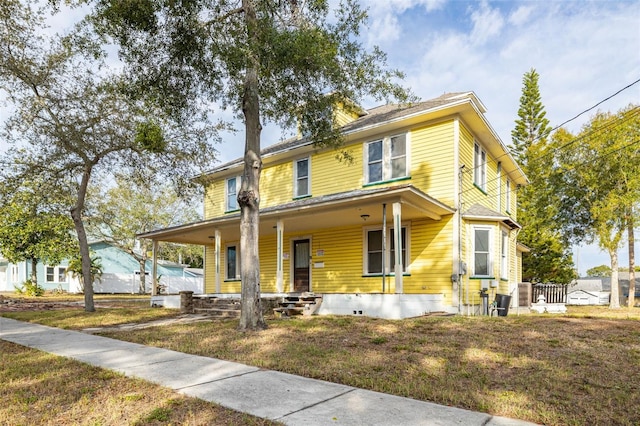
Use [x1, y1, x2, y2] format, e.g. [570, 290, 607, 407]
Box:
[473, 227, 492, 277]
[226, 244, 240, 280]
[294, 157, 310, 197]
[501, 230, 508, 279]
[505, 179, 511, 213]
[364, 226, 409, 274]
[226, 176, 241, 211]
[365, 133, 408, 184]
[474, 142, 487, 191]
[45, 265, 67, 283]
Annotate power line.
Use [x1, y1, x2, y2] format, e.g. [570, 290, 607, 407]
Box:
[460, 82, 640, 200]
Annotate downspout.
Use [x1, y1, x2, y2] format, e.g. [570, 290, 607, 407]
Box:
[458, 165, 465, 315]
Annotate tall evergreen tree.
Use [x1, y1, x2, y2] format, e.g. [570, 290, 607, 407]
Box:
[511, 69, 551, 167]
[512, 69, 576, 284]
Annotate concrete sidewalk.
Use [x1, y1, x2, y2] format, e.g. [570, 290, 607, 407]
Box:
[0, 317, 538, 426]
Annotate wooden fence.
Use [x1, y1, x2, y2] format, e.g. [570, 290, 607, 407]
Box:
[531, 283, 568, 304]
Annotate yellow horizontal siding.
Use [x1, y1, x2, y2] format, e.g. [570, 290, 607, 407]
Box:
[204, 181, 225, 219]
[311, 145, 364, 196]
[410, 121, 455, 205]
[204, 247, 216, 293]
[405, 218, 454, 294]
[261, 162, 292, 208]
[259, 235, 278, 292]
[307, 226, 367, 293]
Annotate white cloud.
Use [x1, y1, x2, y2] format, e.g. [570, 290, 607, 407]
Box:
[360, 0, 447, 45]
[469, 1, 505, 45]
[508, 5, 533, 26]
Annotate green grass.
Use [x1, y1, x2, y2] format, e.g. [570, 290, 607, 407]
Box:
[3, 302, 640, 425]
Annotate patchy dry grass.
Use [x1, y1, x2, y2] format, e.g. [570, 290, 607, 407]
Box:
[3, 304, 640, 425]
[0, 341, 280, 425]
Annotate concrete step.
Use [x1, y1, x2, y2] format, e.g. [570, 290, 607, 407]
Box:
[193, 307, 241, 318]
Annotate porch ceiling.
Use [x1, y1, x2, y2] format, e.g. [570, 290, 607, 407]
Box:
[138, 184, 455, 245]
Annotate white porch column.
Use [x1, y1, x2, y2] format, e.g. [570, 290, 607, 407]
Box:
[214, 229, 221, 293]
[152, 240, 158, 295]
[393, 202, 403, 293]
[276, 219, 284, 293]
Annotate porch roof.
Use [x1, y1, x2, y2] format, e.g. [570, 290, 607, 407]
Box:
[462, 203, 522, 229]
[138, 184, 455, 245]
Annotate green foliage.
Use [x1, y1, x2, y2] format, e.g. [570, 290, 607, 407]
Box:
[512, 70, 575, 284]
[511, 68, 551, 167]
[67, 253, 103, 293]
[0, 184, 77, 277]
[552, 104, 640, 307]
[14, 279, 45, 297]
[135, 121, 166, 153]
[586, 265, 612, 277]
[0, 0, 219, 311]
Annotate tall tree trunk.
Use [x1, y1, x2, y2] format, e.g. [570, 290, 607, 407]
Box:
[71, 165, 95, 312]
[238, 0, 266, 331]
[628, 215, 636, 308]
[29, 257, 38, 284]
[609, 249, 620, 309]
[139, 259, 146, 294]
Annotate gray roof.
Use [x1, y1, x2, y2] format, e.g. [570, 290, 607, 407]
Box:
[207, 92, 474, 174]
[572, 275, 640, 292]
[462, 203, 521, 229]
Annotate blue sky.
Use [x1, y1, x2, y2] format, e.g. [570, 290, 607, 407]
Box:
[3, 0, 639, 276]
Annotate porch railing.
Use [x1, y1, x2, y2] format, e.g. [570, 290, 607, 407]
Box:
[531, 283, 568, 304]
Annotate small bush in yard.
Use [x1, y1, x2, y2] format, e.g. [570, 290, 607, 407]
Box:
[14, 280, 45, 297]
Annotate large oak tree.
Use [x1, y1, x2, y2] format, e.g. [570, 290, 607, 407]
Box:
[92, 0, 412, 329]
[0, 0, 218, 310]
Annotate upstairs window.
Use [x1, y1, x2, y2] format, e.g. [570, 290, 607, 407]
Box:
[505, 179, 511, 213]
[226, 176, 241, 211]
[474, 142, 487, 191]
[365, 133, 408, 184]
[294, 158, 310, 197]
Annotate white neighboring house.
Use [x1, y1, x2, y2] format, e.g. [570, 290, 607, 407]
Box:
[567, 279, 610, 305]
[0, 241, 203, 294]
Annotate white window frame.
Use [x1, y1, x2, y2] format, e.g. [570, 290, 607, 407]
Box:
[225, 243, 241, 280]
[364, 133, 409, 184]
[505, 179, 511, 213]
[294, 157, 310, 198]
[501, 229, 509, 279]
[225, 176, 241, 212]
[45, 265, 67, 283]
[363, 224, 410, 275]
[474, 142, 487, 191]
[472, 226, 492, 277]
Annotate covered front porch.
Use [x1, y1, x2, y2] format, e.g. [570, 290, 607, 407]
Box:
[139, 184, 456, 318]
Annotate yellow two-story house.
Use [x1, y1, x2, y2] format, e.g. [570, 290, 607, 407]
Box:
[141, 92, 528, 318]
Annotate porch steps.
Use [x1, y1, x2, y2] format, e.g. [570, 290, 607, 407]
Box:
[274, 293, 323, 317]
[192, 296, 241, 318]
